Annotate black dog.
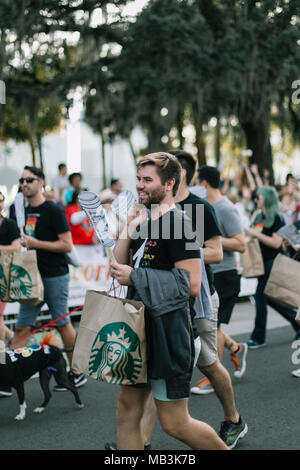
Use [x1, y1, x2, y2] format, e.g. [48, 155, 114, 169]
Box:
[0, 344, 84, 420]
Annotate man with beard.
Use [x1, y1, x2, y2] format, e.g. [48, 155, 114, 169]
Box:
[109, 152, 228, 450]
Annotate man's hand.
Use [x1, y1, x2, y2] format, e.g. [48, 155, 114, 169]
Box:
[245, 228, 258, 238]
[21, 235, 39, 249]
[110, 261, 133, 286]
[20, 232, 72, 253]
[126, 203, 148, 237]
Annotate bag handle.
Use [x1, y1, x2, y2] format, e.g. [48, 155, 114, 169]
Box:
[106, 279, 125, 297]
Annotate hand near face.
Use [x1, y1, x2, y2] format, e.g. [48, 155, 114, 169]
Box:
[126, 203, 148, 237]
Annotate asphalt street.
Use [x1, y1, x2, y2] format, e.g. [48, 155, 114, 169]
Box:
[1, 299, 300, 451]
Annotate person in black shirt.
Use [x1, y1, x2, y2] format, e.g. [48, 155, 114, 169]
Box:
[246, 186, 300, 348]
[11, 167, 87, 389]
[0, 191, 21, 397]
[110, 152, 228, 450]
[171, 151, 247, 449]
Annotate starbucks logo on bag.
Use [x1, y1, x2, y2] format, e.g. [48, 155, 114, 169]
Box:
[10, 264, 33, 299]
[0, 264, 8, 300]
[89, 322, 143, 384]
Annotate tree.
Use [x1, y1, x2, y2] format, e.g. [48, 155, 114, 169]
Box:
[197, 0, 300, 182]
[114, 0, 213, 161]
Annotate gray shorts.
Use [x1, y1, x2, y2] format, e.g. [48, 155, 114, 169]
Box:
[194, 291, 219, 368]
[17, 274, 70, 328]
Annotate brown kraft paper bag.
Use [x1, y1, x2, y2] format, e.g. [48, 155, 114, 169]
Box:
[72, 290, 147, 385]
[240, 237, 265, 278]
[264, 253, 300, 309]
[9, 250, 44, 306]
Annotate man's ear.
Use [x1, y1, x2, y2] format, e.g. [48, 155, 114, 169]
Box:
[166, 178, 176, 193]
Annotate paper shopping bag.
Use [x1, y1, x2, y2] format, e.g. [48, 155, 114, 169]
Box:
[9, 250, 44, 306]
[264, 254, 300, 309]
[72, 290, 147, 385]
[240, 237, 265, 278]
[0, 252, 13, 301]
[296, 306, 300, 325]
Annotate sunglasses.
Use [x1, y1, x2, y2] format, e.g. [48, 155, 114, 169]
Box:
[19, 177, 40, 184]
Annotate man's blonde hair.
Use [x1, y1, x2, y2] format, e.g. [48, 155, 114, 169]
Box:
[137, 152, 181, 196]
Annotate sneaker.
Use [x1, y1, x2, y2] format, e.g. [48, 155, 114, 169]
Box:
[230, 342, 248, 379]
[105, 442, 151, 450]
[0, 386, 13, 397]
[54, 371, 87, 392]
[247, 339, 266, 350]
[219, 416, 248, 449]
[190, 377, 214, 395]
[291, 368, 300, 378]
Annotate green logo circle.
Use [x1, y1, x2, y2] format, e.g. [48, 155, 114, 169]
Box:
[10, 264, 33, 299]
[89, 322, 143, 384]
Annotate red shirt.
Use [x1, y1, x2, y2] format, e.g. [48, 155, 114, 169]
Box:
[65, 204, 95, 245]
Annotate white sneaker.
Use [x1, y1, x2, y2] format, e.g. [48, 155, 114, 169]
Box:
[231, 342, 248, 379]
[291, 368, 300, 378]
[190, 377, 215, 395]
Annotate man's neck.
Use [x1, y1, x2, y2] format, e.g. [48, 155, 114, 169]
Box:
[28, 193, 46, 207]
[150, 198, 175, 220]
[174, 184, 189, 203]
[206, 188, 223, 205]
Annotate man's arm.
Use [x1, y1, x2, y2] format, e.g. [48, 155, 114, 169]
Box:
[0, 238, 21, 253]
[113, 225, 133, 265]
[246, 228, 282, 250]
[203, 235, 223, 264]
[174, 258, 202, 298]
[222, 233, 246, 253]
[110, 257, 202, 297]
[22, 231, 72, 253]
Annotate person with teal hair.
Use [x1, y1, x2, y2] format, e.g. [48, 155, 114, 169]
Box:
[245, 186, 300, 348]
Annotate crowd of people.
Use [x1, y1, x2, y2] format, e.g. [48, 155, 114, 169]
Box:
[0, 154, 300, 450]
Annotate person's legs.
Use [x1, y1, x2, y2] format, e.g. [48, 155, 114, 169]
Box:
[12, 302, 41, 349]
[117, 385, 152, 450]
[219, 329, 239, 357]
[268, 299, 300, 335]
[155, 398, 228, 450]
[57, 322, 77, 366]
[200, 360, 239, 423]
[193, 298, 240, 424]
[250, 273, 269, 343]
[141, 393, 157, 447]
[214, 270, 241, 360]
[43, 274, 77, 367]
[128, 336, 201, 449]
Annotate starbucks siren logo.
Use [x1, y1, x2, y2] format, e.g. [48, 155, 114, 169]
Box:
[89, 322, 143, 384]
[10, 264, 33, 299]
[0, 264, 8, 300]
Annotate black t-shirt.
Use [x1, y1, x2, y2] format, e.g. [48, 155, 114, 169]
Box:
[176, 193, 222, 294]
[0, 217, 20, 245]
[253, 213, 285, 262]
[24, 200, 70, 277]
[130, 207, 201, 271]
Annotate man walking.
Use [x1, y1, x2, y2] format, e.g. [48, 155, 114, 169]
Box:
[110, 152, 228, 450]
[196, 166, 248, 380]
[12, 166, 86, 389]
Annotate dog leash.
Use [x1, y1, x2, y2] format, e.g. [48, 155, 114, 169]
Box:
[9, 305, 84, 347]
[9, 283, 121, 347]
